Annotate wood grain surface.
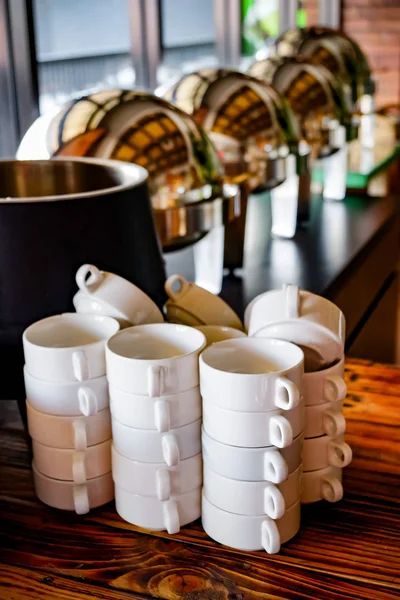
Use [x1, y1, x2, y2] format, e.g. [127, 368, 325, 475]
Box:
[1, 359, 399, 600]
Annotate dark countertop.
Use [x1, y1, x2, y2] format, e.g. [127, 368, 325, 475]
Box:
[218, 192, 398, 318]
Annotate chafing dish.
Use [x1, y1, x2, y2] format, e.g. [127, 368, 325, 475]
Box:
[18, 90, 240, 252]
[248, 56, 356, 157]
[274, 27, 375, 110]
[163, 68, 294, 192]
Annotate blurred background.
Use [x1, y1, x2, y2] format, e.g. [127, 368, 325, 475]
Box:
[1, 0, 399, 158]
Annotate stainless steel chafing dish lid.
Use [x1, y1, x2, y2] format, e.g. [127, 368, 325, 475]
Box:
[18, 89, 240, 251]
[274, 27, 375, 105]
[248, 56, 354, 151]
[163, 68, 295, 192]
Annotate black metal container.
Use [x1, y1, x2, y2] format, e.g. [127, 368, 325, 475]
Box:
[0, 157, 166, 402]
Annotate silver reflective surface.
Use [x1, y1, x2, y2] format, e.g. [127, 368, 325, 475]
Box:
[18, 90, 239, 250]
[163, 68, 298, 192]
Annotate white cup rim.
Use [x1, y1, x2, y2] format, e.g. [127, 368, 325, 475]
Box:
[200, 337, 304, 376]
[107, 323, 206, 363]
[23, 313, 120, 351]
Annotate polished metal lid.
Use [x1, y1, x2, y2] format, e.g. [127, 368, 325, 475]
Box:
[248, 56, 354, 156]
[274, 27, 375, 107]
[163, 68, 297, 192]
[18, 89, 240, 251]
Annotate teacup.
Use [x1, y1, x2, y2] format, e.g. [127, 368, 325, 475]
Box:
[111, 417, 201, 466]
[106, 324, 206, 396]
[200, 338, 304, 412]
[247, 284, 345, 370]
[303, 434, 352, 471]
[203, 464, 302, 519]
[164, 274, 243, 330]
[303, 358, 347, 406]
[112, 446, 202, 500]
[302, 466, 343, 503]
[195, 325, 247, 347]
[32, 439, 111, 483]
[73, 264, 164, 326]
[23, 313, 120, 382]
[26, 401, 111, 450]
[24, 368, 109, 416]
[115, 485, 201, 533]
[304, 400, 345, 438]
[202, 396, 304, 448]
[32, 463, 114, 514]
[109, 385, 201, 431]
[202, 429, 303, 483]
[202, 493, 300, 553]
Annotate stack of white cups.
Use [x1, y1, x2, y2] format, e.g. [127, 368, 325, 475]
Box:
[23, 313, 119, 514]
[200, 337, 305, 554]
[106, 323, 206, 533]
[246, 284, 352, 504]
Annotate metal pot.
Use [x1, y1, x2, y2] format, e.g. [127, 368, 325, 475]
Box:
[18, 90, 239, 253]
[0, 157, 166, 401]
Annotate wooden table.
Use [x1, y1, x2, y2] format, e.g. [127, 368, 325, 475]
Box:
[1, 359, 399, 600]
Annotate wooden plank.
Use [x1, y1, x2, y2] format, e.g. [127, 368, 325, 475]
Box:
[0, 564, 147, 600]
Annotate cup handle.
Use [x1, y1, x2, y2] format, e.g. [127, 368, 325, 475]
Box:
[73, 484, 90, 515]
[156, 468, 171, 501]
[261, 519, 281, 554]
[78, 387, 98, 416]
[155, 399, 171, 433]
[263, 450, 289, 484]
[73, 419, 87, 451]
[284, 284, 300, 319]
[324, 375, 347, 403]
[269, 415, 293, 449]
[321, 474, 343, 503]
[72, 350, 89, 382]
[163, 499, 180, 534]
[264, 485, 286, 519]
[76, 264, 104, 294]
[328, 441, 352, 468]
[148, 365, 164, 397]
[72, 452, 87, 484]
[164, 274, 190, 301]
[162, 433, 180, 467]
[275, 377, 300, 410]
[323, 409, 346, 437]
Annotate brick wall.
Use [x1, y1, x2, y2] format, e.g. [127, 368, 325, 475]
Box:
[342, 0, 400, 107]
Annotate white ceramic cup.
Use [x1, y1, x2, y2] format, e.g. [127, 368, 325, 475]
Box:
[112, 446, 202, 499]
[164, 274, 243, 330]
[247, 284, 345, 370]
[200, 338, 303, 412]
[305, 400, 345, 438]
[32, 463, 114, 514]
[202, 493, 300, 553]
[24, 367, 109, 417]
[23, 313, 120, 382]
[303, 434, 352, 471]
[302, 466, 343, 504]
[195, 325, 247, 347]
[115, 485, 201, 533]
[106, 324, 206, 396]
[203, 464, 302, 519]
[112, 417, 201, 466]
[26, 401, 111, 450]
[73, 264, 164, 326]
[109, 385, 201, 431]
[32, 439, 111, 483]
[202, 429, 303, 483]
[202, 396, 304, 448]
[303, 358, 347, 406]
